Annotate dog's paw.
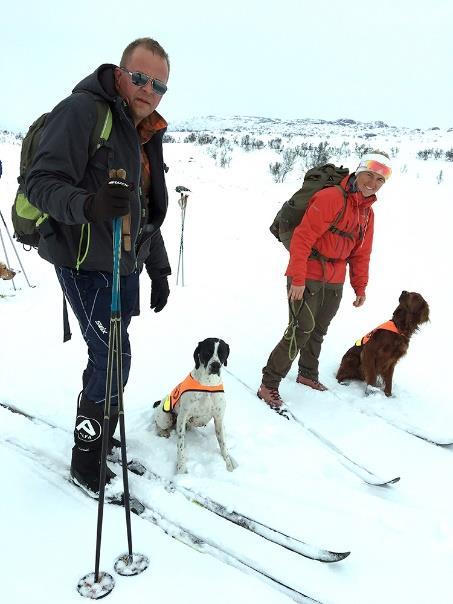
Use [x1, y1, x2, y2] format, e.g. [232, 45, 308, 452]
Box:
[225, 455, 238, 472]
[176, 464, 188, 475]
[156, 427, 172, 438]
[338, 380, 351, 386]
[365, 385, 380, 397]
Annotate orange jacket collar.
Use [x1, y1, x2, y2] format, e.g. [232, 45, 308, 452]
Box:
[137, 111, 167, 145]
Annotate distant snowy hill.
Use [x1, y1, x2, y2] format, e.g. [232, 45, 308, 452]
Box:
[168, 113, 453, 140]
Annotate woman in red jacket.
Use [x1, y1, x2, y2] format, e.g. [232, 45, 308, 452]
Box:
[258, 152, 392, 409]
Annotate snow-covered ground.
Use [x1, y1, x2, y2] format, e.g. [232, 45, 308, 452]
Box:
[1, 120, 452, 604]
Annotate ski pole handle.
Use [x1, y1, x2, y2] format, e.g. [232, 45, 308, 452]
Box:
[109, 169, 131, 252]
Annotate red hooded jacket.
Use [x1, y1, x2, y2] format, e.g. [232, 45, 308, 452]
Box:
[286, 175, 376, 296]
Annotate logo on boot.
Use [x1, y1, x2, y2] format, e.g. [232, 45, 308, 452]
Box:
[75, 415, 102, 443]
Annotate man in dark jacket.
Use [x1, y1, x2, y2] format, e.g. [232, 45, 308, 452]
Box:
[26, 38, 171, 497]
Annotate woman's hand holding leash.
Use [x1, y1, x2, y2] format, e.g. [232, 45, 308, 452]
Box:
[353, 295, 366, 307]
[288, 284, 305, 301]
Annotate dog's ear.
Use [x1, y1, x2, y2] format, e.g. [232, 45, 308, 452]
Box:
[193, 342, 201, 369]
[219, 340, 230, 366]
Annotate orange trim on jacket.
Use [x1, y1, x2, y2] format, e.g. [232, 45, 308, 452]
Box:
[137, 111, 167, 207]
[286, 175, 376, 296]
[355, 320, 401, 347]
[163, 374, 225, 413]
[137, 111, 168, 145]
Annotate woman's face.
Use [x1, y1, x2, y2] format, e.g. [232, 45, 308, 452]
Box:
[356, 171, 386, 197]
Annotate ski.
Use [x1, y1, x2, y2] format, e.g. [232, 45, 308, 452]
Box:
[1, 435, 146, 515]
[224, 370, 400, 487]
[0, 400, 349, 563]
[361, 408, 453, 446]
[141, 503, 325, 603]
[332, 386, 453, 446]
[117, 459, 350, 563]
[0, 400, 58, 424]
[0, 402, 325, 604]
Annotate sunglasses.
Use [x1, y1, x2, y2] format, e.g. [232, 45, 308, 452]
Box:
[120, 68, 167, 96]
[359, 159, 392, 180]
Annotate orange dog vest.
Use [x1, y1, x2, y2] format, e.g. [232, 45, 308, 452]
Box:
[163, 373, 225, 413]
[355, 320, 401, 347]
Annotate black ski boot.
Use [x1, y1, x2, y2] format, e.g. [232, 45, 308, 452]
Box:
[71, 395, 116, 497]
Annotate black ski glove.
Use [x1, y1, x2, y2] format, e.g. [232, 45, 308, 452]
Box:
[150, 276, 170, 313]
[84, 178, 133, 223]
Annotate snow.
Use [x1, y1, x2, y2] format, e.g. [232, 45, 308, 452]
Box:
[1, 120, 452, 604]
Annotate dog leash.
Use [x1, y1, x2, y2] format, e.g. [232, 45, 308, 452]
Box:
[284, 299, 315, 362]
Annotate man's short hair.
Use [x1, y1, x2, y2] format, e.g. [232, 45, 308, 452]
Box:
[120, 38, 170, 72]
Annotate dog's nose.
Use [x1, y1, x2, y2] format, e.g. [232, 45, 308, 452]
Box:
[209, 361, 221, 374]
[402, 290, 408, 296]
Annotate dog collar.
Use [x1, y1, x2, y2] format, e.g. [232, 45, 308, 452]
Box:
[163, 373, 225, 413]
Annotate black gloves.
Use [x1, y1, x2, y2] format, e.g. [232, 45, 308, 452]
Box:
[85, 178, 133, 223]
[150, 276, 170, 313]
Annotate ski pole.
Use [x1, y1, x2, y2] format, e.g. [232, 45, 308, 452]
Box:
[176, 202, 186, 286]
[77, 170, 148, 600]
[0, 209, 35, 288]
[0, 222, 16, 291]
[110, 171, 148, 578]
[175, 186, 190, 286]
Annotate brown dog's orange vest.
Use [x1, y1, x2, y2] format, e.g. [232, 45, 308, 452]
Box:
[163, 373, 225, 413]
[355, 320, 401, 347]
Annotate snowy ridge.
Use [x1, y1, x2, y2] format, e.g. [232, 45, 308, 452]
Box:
[168, 113, 453, 141]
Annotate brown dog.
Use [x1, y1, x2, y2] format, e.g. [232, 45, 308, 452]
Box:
[0, 262, 15, 280]
[336, 291, 429, 397]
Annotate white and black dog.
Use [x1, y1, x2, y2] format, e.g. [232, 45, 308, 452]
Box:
[153, 338, 238, 474]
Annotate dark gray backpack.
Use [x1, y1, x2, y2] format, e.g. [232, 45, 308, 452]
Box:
[269, 163, 350, 250]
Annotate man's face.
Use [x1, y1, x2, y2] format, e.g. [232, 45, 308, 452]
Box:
[115, 46, 169, 124]
[355, 171, 386, 197]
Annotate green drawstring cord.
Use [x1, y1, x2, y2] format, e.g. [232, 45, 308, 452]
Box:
[76, 223, 91, 271]
[283, 297, 315, 362]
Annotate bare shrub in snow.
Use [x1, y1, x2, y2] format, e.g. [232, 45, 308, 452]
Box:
[305, 141, 331, 169]
[269, 148, 297, 182]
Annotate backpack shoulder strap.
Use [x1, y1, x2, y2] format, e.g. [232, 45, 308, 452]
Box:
[89, 100, 113, 156]
[331, 185, 348, 228]
[327, 185, 355, 241]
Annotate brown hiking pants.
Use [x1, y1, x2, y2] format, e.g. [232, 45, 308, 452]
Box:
[262, 279, 343, 388]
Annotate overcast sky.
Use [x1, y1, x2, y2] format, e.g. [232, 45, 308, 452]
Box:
[1, 0, 452, 132]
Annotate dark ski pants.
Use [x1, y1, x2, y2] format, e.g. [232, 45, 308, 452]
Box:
[262, 279, 343, 388]
[56, 267, 140, 406]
